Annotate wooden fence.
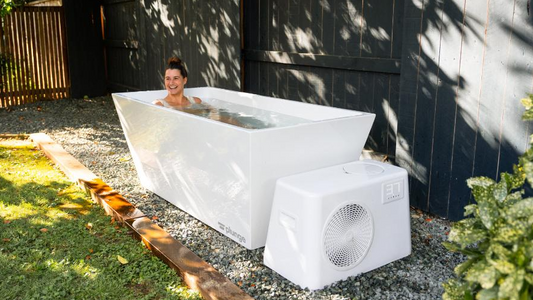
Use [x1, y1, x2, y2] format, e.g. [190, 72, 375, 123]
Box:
[0, 6, 69, 108]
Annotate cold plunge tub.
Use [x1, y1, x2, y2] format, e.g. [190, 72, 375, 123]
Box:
[112, 87, 375, 249]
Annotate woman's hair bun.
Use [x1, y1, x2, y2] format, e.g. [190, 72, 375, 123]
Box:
[168, 56, 182, 65]
[167, 56, 188, 77]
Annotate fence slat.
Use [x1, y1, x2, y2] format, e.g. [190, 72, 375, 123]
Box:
[0, 20, 7, 107]
[5, 13, 15, 103]
[37, 9, 46, 98]
[0, 6, 69, 108]
[58, 8, 69, 98]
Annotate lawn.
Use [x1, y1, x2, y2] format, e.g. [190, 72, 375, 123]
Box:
[0, 136, 201, 300]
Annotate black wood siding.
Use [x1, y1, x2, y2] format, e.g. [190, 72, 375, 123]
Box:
[63, 0, 106, 98]
[96, 0, 533, 220]
[102, 0, 241, 92]
[398, 0, 533, 220]
[243, 0, 405, 158]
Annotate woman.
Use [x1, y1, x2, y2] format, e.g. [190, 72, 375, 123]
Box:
[153, 57, 201, 108]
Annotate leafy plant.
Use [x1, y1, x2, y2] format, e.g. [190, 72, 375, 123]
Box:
[1, 0, 27, 18]
[443, 94, 533, 300]
[0, 53, 35, 92]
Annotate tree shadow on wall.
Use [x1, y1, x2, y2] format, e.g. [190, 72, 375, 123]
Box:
[396, 0, 533, 220]
[139, 0, 241, 91]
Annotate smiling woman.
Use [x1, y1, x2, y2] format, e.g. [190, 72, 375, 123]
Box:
[152, 57, 202, 108]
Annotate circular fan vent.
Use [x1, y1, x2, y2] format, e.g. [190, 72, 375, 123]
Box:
[323, 203, 373, 269]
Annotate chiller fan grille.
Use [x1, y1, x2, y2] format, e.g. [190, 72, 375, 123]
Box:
[323, 203, 373, 269]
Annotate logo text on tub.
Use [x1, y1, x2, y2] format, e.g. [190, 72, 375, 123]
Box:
[218, 221, 246, 244]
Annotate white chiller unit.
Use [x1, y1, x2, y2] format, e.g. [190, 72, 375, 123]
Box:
[263, 160, 411, 290]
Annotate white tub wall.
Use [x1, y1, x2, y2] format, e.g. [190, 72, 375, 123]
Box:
[114, 95, 254, 247]
[248, 115, 375, 248]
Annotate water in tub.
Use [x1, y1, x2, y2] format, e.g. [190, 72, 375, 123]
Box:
[171, 98, 311, 129]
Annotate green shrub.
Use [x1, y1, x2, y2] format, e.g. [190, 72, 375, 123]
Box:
[0, 53, 34, 91]
[443, 94, 533, 300]
[1, 0, 27, 18]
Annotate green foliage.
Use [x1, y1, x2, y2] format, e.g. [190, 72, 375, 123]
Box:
[0, 138, 201, 300]
[443, 94, 533, 300]
[1, 0, 27, 18]
[0, 53, 34, 91]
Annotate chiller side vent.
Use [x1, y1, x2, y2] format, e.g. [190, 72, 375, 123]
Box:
[323, 203, 373, 269]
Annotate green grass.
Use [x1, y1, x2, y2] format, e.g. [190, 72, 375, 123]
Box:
[0, 137, 201, 300]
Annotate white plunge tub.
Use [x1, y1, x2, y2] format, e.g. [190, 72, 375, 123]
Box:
[112, 87, 375, 249]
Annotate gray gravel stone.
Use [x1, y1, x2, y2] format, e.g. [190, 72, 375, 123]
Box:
[0, 97, 465, 299]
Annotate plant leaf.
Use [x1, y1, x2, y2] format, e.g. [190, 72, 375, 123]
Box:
[520, 160, 533, 188]
[464, 204, 478, 217]
[465, 260, 499, 289]
[489, 259, 515, 275]
[504, 191, 524, 206]
[522, 108, 533, 121]
[467, 177, 495, 189]
[442, 279, 468, 300]
[488, 242, 512, 258]
[493, 178, 508, 202]
[453, 257, 478, 276]
[521, 95, 533, 110]
[478, 197, 499, 230]
[506, 198, 533, 218]
[520, 287, 529, 300]
[498, 270, 524, 300]
[476, 287, 499, 300]
[442, 241, 461, 252]
[448, 219, 487, 247]
[493, 224, 526, 244]
[117, 255, 128, 265]
[525, 273, 533, 285]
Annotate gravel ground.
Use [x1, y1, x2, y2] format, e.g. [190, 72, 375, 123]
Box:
[0, 97, 465, 300]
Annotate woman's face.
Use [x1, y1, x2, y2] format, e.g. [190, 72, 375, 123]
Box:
[165, 69, 187, 95]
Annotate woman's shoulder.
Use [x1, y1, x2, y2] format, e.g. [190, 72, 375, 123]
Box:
[186, 95, 202, 104]
[152, 99, 167, 107]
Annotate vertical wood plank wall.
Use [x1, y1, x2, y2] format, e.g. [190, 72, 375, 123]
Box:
[88, 0, 533, 220]
[398, 0, 533, 220]
[242, 0, 404, 158]
[62, 0, 106, 99]
[102, 0, 140, 92]
[0, 7, 69, 108]
[101, 0, 241, 92]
